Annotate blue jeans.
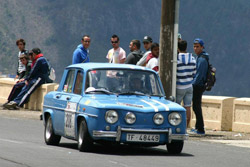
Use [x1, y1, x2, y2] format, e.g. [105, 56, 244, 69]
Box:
[14, 78, 43, 107]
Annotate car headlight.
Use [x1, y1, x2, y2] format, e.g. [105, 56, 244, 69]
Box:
[105, 110, 118, 124]
[153, 113, 164, 125]
[168, 112, 182, 126]
[125, 112, 136, 124]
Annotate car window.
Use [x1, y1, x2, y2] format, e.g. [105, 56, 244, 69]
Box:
[85, 69, 164, 96]
[73, 71, 83, 95]
[63, 70, 75, 93]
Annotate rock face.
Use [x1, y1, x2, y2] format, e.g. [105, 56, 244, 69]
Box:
[0, 0, 250, 97]
[0, 0, 161, 80]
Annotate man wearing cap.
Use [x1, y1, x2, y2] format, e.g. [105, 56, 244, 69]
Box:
[106, 34, 126, 64]
[5, 48, 50, 109]
[72, 35, 91, 64]
[191, 38, 209, 135]
[136, 36, 153, 66]
[178, 33, 182, 42]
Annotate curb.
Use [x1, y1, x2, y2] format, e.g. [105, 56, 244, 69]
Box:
[0, 107, 41, 120]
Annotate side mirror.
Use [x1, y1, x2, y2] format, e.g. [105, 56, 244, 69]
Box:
[168, 96, 175, 102]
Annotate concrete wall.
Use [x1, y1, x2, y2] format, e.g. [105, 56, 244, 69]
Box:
[190, 95, 235, 131]
[232, 98, 250, 133]
[0, 78, 58, 111]
[1, 78, 250, 133]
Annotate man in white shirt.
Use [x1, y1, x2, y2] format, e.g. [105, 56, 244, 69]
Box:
[16, 39, 28, 79]
[106, 34, 126, 64]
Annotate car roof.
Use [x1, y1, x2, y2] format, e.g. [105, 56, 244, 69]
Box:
[67, 63, 156, 72]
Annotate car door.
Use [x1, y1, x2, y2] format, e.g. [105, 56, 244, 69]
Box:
[53, 69, 75, 135]
[63, 70, 84, 139]
[53, 69, 83, 138]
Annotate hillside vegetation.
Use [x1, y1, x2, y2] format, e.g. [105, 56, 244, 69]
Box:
[0, 0, 249, 97]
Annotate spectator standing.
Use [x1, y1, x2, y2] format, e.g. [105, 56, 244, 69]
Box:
[5, 48, 50, 109]
[106, 34, 126, 64]
[16, 39, 28, 79]
[178, 33, 182, 42]
[176, 40, 196, 127]
[72, 35, 91, 64]
[3, 53, 32, 108]
[146, 43, 159, 72]
[136, 36, 153, 66]
[191, 38, 209, 135]
[125, 39, 143, 65]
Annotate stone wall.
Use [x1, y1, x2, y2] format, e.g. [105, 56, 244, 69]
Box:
[0, 78, 58, 111]
[1, 78, 250, 133]
[232, 98, 250, 133]
[190, 96, 235, 131]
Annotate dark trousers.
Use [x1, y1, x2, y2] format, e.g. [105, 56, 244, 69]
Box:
[192, 85, 205, 132]
[7, 81, 26, 102]
[14, 78, 42, 107]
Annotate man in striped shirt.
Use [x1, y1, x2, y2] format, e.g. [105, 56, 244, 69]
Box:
[176, 40, 196, 127]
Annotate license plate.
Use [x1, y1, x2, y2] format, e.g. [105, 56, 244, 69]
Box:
[126, 133, 160, 142]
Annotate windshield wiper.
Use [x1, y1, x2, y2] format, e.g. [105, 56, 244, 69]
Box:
[118, 91, 148, 96]
[150, 94, 164, 97]
[85, 88, 115, 95]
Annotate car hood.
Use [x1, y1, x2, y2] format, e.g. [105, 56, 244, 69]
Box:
[82, 95, 185, 112]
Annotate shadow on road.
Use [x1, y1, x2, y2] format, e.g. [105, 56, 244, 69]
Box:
[58, 142, 193, 157]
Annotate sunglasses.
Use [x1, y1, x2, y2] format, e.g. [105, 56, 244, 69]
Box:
[83, 41, 91, 43]
[111, 41, 118, 44]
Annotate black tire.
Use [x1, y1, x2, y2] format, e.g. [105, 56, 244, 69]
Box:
[166, 141, 184, 154]
[44, 116, 61, 145]
[78, 119, 93, 152]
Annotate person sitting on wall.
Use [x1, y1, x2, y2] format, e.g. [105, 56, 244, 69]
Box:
[4, 48, 50, 109]
[3, 53, 32, 108]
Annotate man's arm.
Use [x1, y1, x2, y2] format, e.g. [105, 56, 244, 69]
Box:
[25, 59, 42, 81]
[72, 50, 80, 64]
[136, 51, 150, 66]
[192, 58, 208, 86]
[124, 53, 134, 64]
[119, 49, 126, 64]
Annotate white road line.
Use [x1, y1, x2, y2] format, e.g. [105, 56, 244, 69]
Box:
[109, 160, 130, 167]
[39, 146, 65, 152]
[109, 160, 118, 164]
[0, 138, 24, 144]
[204, 140, 250, 148]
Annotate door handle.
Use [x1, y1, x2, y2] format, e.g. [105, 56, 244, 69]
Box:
[66, 97, 71, 100]
[56, 95, 60, 99]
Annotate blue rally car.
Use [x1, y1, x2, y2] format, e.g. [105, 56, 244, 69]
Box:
[43, 63, 188, 154]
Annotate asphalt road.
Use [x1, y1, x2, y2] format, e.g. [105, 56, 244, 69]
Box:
[0, 115, 250, 167]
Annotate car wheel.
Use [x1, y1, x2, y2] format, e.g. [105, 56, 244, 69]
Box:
[44, 116, 61, 145]
[166, 141, 184, 154]
[78, 119, 93, 152]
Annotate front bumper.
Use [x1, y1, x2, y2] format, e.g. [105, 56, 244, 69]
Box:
[92, 126, 188, 143]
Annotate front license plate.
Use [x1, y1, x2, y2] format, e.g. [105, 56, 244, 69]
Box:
[126, 134, 160, 142]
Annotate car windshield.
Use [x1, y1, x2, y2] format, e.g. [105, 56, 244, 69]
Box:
[85, 69, 164, 97]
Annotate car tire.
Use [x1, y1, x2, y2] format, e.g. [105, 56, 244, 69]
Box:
[78, 119, 93, 152]
[166, 141, 184, 154]
[44, 116, 61, 145]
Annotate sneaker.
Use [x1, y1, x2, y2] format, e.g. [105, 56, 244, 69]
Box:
[2, 102, 9, 108]
[189, 129, 205, 136]
[4, 101, 18, 110]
